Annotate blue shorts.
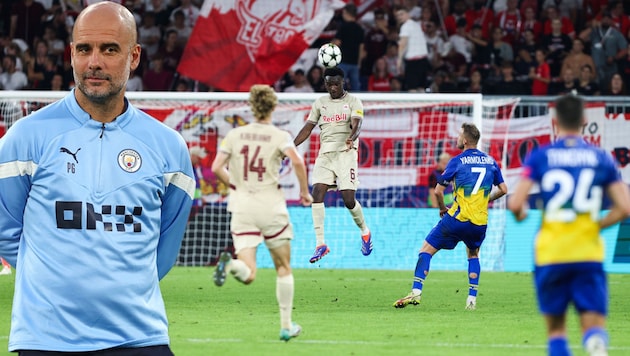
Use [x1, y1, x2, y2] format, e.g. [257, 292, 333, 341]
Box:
[425, 214, 487, 251]
[534, 262, 607, 316]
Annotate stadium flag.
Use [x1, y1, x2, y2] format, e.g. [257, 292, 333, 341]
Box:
[177, 0, 345, 92]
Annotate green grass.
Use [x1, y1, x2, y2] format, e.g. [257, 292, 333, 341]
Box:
[2, 268, 630, 355]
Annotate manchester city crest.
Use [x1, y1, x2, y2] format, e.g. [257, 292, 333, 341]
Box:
[118, 149, 142, 173]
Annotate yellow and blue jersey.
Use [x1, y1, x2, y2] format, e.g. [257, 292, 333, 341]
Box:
[438, 149, 504, 226]
[523, 136, 621, 266]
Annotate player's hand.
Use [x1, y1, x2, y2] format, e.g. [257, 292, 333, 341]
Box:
[439, 208, 448, 218]
[300, 192, 313, 206]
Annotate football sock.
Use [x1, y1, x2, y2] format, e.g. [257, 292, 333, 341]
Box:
[412, 252, 432, 292]
[349, 200, 367, 232]
[583, 327, 608, 355]
[276, 274, 294, 330]
[312, 203, 325, 246]
[548, 336, 571, 356]
[229, 259, 252, 283]
[468, 257, 480, 297]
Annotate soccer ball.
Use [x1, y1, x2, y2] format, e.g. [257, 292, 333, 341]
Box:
[318, 43, 342, 68]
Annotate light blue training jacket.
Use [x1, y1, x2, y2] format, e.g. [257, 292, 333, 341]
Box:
[0, 90, 195, 352]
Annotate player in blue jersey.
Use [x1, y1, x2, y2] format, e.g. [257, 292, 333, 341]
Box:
[508, 94, 630, 356]
[393, 122, 508, 310]
[0, 2, 194, 354]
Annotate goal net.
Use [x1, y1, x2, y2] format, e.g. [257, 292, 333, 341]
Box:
[0, 91, 515, 271]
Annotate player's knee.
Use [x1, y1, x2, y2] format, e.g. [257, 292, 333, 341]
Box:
[343, 199, 355, 209]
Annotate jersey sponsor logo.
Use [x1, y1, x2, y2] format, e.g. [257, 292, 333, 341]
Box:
[60, 147, 80, 164]
[118, 149, 142, 173]
[55, 201, 142, 232]
[322, 113, 347, 123]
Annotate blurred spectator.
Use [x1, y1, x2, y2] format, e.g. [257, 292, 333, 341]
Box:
[490, 27, 514, 69]
[468, 24, 492, 78]
[333, 3, 364, 92]
[530, 48, 551, 95]
[619, 44, 630, 86]
[175, 78, 192, 92]
[169, 0, 199, 29]
[576, 64, 600, 95]
[424, 19, 446, 69]
[427, 152, 453, 208]
[395, 6, 429, 92]
[519, 6, 543, 44]
[466, 0, 494, 39]
[151, 0, 173, 29]
[548, 67, 578, 95]
[516, 29, 538, 61]
[494, 0, 521, 45]
[488, 61, 528, 95]
[434, 43, 467, 87]
[602, 72, 627, 95]
[360, 8, 389, 91]
[514, 47, 536, 83]
[607, 1, 630, 38]
[465, 69, 483, 93]
[384, 41, 400, 77]
[580, 9, 628, 87]
[127, 70, 144, 91]
[367, 57, 393, 92]
[4, 41, 25, 72]
[156, 29, 183, 73]
[43, 7, 72, 46]
[166, 9, 193, 49]
[389, 76, 403, 92]
[284, 69, 314, 93]
[404, 0, 422, 21]
[42, 25, 65, 60]
[25, 40, 52, 89]
[143, 54, 174, 91]
[444, 0, 467, 37]
[50, 72, 66, 91]
[561, 38, 597, 82]
[306, 65, 326, 92]
[139, 12, 162, 59]
[543, 5, 576, 38]
[449, 18, 473, 64]
[10, 0, 47, 48]
[542, 18, 572, 79]
[0, 54, 28, 90]
[542, 0, 581, 24]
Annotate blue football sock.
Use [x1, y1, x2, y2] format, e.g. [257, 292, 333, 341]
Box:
[468, 257, 480, 297]
[412, 252, 432, 291]
[548, 336, 571, 356]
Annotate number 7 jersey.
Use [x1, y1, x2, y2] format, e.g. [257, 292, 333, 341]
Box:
[522, 136, 622, 265]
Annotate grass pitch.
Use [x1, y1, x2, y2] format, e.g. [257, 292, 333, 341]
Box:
[2, 268, 630, 355]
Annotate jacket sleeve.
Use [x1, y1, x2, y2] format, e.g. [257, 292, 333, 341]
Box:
[0, 122, 34, 267]
[156, 139, 195, 280]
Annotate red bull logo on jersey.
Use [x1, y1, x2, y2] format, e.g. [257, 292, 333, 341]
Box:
[322, 113, 347, 123]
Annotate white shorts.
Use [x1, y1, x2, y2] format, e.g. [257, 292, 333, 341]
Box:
[311, 149, 359, 190]
[230, 211, 293, 254]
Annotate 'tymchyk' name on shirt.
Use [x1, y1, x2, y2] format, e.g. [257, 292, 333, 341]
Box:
[547, 149, 598, 167]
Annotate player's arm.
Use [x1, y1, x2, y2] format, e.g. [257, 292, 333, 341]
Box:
[508, 178, 534, 222]
[283, 146, 313, 206]
[599, 181, 630, 229]
[346, 116, 362, 149]
[489, 182, 508, 202]
[434, 183, 449, 217]
[157, 140, 195, 280]
[211, 151, 231, 186]
[397, 35, 408, 70]
[294, 121, 316, 147]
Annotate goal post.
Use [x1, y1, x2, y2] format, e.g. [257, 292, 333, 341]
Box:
[1, 91, 517, 271]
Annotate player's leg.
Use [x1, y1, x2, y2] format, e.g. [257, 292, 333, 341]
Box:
[574, 263, 609, 356]
[214, 213, 259, 286]
[265, 222, 301, 342]
[535, 265, 572, 355]
[463, 224, 486, 310]
[336, 149, 372, 255]
[309, 153, 335, 262]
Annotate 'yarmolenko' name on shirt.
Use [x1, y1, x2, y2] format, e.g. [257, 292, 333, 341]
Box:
[459, 155, 495, 165]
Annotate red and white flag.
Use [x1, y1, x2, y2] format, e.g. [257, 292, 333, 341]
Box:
[178, 0, 345, 92]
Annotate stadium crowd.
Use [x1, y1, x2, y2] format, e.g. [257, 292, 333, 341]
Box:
[1, 0, 630, 95]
